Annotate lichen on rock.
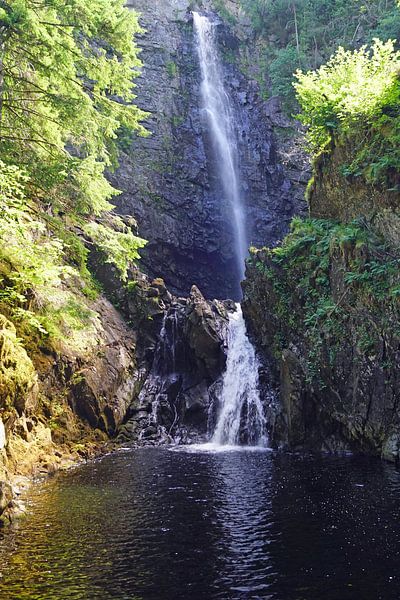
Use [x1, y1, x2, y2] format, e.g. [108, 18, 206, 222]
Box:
[0, 314, 38, 418]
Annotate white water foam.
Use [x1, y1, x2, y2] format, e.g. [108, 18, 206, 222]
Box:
[170, 442, 272, 454]
[193, 12, 247, 283]
[211, 304, 268, 447]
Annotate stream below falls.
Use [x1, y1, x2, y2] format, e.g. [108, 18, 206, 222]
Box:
[1, 447, 400, 599]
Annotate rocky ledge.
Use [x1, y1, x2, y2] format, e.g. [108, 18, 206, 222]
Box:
[118, 285, 232, 445]
[242, 129, 400, 461]
[0, 267, 233, 522]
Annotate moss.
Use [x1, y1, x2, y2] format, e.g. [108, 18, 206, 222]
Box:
[170, 115, 184, 127]
[213, 0, 237, 25]
[247, 218, 400, 384]
[305, 176, 315, 202]
[0, 314, 37, 414]
[221, 47, 236, 64]
[166, 61, 178, 78]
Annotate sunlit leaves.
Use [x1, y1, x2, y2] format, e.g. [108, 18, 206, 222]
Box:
[0, 0, 148, 214]
[294, 40, 400, 152]
[84, 220, 147, 281]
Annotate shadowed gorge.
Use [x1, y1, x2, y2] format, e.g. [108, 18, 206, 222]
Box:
[0, 0, 399, 597]
[111, 0, 304, 299]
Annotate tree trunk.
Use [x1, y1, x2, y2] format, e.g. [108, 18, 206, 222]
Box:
[292, 2, 300, 62]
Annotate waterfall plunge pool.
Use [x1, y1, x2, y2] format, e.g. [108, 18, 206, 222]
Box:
[1, 447, 400, 599]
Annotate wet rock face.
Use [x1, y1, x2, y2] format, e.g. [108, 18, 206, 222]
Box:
[111, 0, 305, 300]
[243, 248, 400, 461]
[118, 286, 231, 444]
[0, 289, 143, 500]
[63, 298, 139, 436]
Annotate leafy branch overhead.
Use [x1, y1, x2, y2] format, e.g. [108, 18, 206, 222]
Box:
[0, 0, 149, 350]
[0, 0, 148, 214]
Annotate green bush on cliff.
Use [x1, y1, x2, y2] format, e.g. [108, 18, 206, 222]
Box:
[253, 218, 400, 382]
[294, 40, 400, 188]
[240, 0, 399, 110]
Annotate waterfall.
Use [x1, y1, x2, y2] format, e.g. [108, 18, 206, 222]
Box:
[211, 304, 267, 447]
[193, 12, 247, 286]
[192, 13, 268, 449]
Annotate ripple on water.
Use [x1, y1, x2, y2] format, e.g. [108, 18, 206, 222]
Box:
[0, 449, 399, 600]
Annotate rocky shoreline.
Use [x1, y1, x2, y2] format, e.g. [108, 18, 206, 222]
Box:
[0, 273, 234, 523]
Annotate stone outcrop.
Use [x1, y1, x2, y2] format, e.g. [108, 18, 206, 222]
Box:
[118, 285, 231, 444]
[112, 0, 306, 299]
[243, 244, 400, 459]
[0, 257, 229, 517]
[0, 295, 142, 519]
[242, 129, 400, 460]
[65, 298, 139, 436]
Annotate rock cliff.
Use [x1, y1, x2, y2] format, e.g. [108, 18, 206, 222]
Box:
[88, 255, 232, 445]
[118, 285, 231, 444]
[309, 140, 400, 249]
[112, 0, 306, 299]
[0, 294, 140, 520]
[0, 262, 233, 520]
[243, 137, 400, 460]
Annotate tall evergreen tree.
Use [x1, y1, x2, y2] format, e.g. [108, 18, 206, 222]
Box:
[0, 0, 148, 214]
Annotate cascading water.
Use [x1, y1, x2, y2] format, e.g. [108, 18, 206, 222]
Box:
[211, 304, 267, 447]
[129, 308, 183, 445]
[193, 12, 247, 287]
[193, 13, 268, 448]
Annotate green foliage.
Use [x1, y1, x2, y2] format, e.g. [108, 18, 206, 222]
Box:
[269, 47, 306, 111]
[166, 61, 178, 78]
[213, 0, 238, 25]
[0, 161, 96, 344]
[171, 115, 184, 127]
[42, 216, 98, 296]
[294, 40, 400, 187]
[367, 8, 400, 44]
[0, 0, 148, 214]
[253, 218, 400, 382]
[84, 219, 147, 281]
[294, 40, 400, 150]
[240, 0, 399, 109]
[0, 1, 150, 355]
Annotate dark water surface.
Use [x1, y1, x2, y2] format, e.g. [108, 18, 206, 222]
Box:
[1, 447, 400, 600]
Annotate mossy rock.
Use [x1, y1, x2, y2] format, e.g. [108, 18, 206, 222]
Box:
[0, 314, 37, 415]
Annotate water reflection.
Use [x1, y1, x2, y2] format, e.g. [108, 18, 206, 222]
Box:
[208, 451, 275, 598]
[0, 449, 399, 599]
